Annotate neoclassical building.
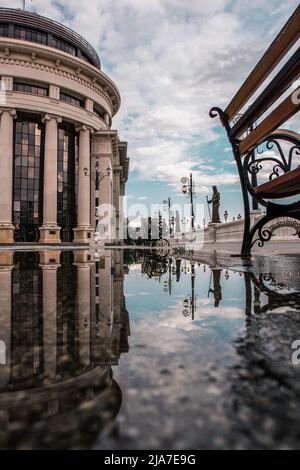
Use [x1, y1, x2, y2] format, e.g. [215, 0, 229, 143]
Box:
[0, 8, 129, 243]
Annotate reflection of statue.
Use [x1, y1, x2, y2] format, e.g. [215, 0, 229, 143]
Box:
[208, 269, 222, 307]
[207, 186, 221, 223]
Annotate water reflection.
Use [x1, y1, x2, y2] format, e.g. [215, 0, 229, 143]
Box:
[0, 249, 300, 449]
[0, 249, 129, 449]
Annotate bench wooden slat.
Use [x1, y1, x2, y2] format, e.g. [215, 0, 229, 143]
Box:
[225, 5, 300, 121]
[238, 90, 300, 155]
[254, 167, 300, 199]
[230, 47, 300, 139]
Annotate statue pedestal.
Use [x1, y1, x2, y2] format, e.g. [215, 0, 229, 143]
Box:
[208, 222, 222, 243]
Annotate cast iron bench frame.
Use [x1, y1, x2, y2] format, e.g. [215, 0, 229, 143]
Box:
[210, 5, 300, 256]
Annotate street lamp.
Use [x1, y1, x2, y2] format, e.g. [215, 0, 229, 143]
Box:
[181, 217, 188, 237]
[83, 160, 111, 190]
[84, 160, 111, 242]
[163, 198, 174, 238]
[180, 173, 197, 231]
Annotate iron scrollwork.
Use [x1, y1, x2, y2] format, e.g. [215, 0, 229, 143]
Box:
[210, 104, 300, 256]
[243, 134, 300, 207]
[251, 218, 300, 249]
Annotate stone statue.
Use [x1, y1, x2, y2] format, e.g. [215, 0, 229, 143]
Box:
[207, 186, 221, 223]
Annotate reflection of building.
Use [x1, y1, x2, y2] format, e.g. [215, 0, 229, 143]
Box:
[0, 8, 129, 243]
[0, 249, 129, 449]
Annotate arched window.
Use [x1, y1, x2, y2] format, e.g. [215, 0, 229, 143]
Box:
[0, 340, 6, 365]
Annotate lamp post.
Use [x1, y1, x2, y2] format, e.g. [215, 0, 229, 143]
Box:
[83, 159, 111, 240]
[163, 198, 174, 238]
[180, 173, 196, 231]
[83, 159, 111, 189]
[181, 217, 188, 237]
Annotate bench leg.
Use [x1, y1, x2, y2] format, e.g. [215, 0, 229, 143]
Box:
[241, 206, 252, 257]
[247, 214, 273, 254]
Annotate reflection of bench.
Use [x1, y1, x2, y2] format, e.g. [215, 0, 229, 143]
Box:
[210, 5, 300, 256]
[244, 272, 300, 316]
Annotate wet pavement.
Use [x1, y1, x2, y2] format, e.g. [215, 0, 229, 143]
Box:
[0, 248, 300, 449]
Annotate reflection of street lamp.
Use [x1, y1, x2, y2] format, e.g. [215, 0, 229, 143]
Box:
[180, 173, 197, 231]
[162, 258, 179, 295]
[182, 262, 197, 320]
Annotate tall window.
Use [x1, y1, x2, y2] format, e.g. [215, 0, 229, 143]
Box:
[0, 340, 5, 365]
[57, 127, 77, 241]
[13, 119, 44, 242]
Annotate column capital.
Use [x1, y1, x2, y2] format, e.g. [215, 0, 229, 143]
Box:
[41, 113, 62, 124]
[73, 262, 94, 268]
[0, 108, 17, 118]
[0, 266, 14, 273]
[75, 124, 94, 134]
[39, 264, 61, 270]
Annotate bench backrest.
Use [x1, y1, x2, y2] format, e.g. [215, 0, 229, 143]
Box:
[223, 5, 300, 156]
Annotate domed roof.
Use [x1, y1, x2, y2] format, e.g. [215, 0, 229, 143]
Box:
[0, 7, 101, 69]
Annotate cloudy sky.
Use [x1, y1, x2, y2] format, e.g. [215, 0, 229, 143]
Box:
[1, 0, 299, 221]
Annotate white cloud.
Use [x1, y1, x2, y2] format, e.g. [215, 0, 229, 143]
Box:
[2, 0, 298, 195]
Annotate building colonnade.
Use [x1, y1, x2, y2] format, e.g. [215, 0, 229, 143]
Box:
[0, 108, 128, 243]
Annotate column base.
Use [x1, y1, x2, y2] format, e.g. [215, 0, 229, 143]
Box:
[73, 227, 94, 244]
[0, 224, 14, 243]
[39, 225, 61, 244]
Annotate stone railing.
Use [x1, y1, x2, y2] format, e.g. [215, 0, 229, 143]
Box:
[203, 212, 300, 244]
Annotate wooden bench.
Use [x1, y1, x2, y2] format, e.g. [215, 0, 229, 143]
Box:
[254, 167, 300, 199]
[210, 5, 300, 256]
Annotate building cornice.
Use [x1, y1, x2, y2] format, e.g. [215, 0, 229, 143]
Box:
[0, 38, 121, 115]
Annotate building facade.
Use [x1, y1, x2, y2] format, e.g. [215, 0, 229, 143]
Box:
[0, 8, 129, 243]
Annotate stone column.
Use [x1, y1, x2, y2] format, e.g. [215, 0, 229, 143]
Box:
[0, 252, 13, 388]
[40, 114, 62, 243]
[104, 113, 110, 127]
[40, 251, 61, 383]
[74, 126, 93, 243]
[113, 166, 122, 243]
[120, 178, 126, 240]
[91, 132, 113, 241]
[74, 251, 91, 368]
[0, 109, 16, 243]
